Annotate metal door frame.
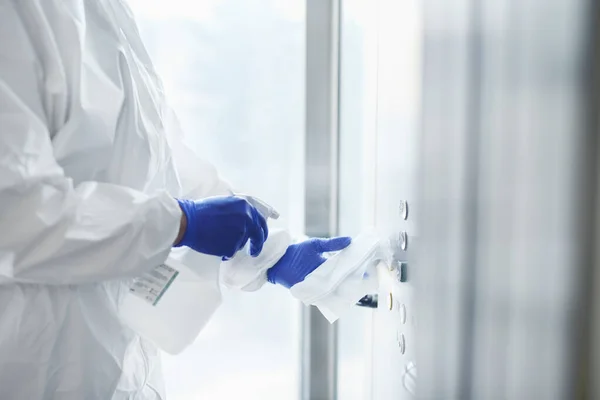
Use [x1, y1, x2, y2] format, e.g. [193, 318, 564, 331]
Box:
[302, 1, 342, 399]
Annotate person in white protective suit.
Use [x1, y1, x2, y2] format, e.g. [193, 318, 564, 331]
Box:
[0, 1, 354, 399]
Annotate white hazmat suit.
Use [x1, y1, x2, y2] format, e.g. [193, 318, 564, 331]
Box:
[0, 1, 382, 398]
[0, 1, 291, 398]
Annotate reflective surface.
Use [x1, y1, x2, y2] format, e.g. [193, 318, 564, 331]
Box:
[418, 0, 599, 398]
[130, 1, 305, 399]
[370, 0, 421, 399]
[337, 0, 422, 398]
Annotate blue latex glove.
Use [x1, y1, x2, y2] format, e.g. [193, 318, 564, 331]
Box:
[267, 237, 352, 288]
[176, 196, 268, 259]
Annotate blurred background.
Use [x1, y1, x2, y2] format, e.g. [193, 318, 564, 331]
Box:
[128, 0, 600, 399]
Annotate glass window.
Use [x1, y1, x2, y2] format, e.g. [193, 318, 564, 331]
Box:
[129, 1, 305, 399]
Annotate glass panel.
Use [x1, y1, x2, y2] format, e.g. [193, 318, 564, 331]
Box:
[129, 1, 305, 399]
[337, 0, 380, 399]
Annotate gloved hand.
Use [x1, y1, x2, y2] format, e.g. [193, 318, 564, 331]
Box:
[175, 196, 268, 259]
[267, 237, 352, 288]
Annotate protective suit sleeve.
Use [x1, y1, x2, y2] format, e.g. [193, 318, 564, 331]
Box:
[0, 26, 182, 285]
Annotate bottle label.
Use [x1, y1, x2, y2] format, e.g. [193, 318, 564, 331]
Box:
[129, 264, 179, 306]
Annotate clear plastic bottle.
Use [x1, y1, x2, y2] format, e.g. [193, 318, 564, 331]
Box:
[118, 251, 221, 354]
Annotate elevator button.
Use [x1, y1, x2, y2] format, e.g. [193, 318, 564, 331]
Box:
[399, 303, 407, 324]
[400, 231, 408, 251]
[397, 332, 406, 354]
[398, 262, 408, 282]
[399, 200, 408, 220]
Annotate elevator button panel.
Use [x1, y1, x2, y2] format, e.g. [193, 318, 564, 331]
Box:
[372, 197, 416, 398]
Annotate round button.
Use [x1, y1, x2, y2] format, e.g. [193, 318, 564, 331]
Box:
[397, 332, 406, 354]
[396, 262, 407, 282]
[400, 231, 408, 251]
[399, 303, 407, 324]
[399, 200, 409, 220]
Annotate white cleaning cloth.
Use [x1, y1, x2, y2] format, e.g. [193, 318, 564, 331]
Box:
[220, 229, 292, 291]
[290, 232, 388, 322]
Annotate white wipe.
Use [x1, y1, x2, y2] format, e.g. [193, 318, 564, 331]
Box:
[290, 232, 388, 322]
[220, 229, 292, 291]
